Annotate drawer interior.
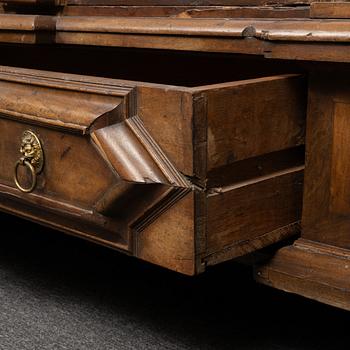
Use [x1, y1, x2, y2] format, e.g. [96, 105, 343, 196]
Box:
[0, 44, 306, 87]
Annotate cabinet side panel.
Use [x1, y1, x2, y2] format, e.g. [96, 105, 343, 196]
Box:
[303, 73, 350, 249]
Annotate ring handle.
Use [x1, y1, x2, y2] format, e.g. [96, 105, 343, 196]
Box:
[14, 159, 37, 193]
[13, 130, 44, 194]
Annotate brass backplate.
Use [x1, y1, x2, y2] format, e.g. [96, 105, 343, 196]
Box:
[19, 130, 44, 174]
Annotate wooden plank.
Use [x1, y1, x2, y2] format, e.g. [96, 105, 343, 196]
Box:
[53, 16, 350, 62]
[207, 146, 305, 188]
[206, 169, 304, 257]
[198, 74, 306, 171]
[0, 81, 124, 133]
[137, 86, 195, 177]
[62, 5, 310, 18]
[311, 2, 350, 19]
[136, 192, 196, 276]
[254, 19, 350, 42]
[330, 102, 350, 215]
[3, 15, 350, 63]
[301, 72, 334, 230]
[0, 185, 130, 251]
[0, 33, 37, 44]
[54, 16, 350, 43]
[303, 217, 350, 250]
[0, 14, 54, 44]
[263, 42, 350, 63]
[0, 15, 36, 30]
[255, 239, 350, 311]
[55, 16, 250, 37]
[301, 72, 350, 249]
[54, 31, 350, 63]
[55, 32, 264, 55]
[206, 222, 300, 266]
[57, 17, 350, 42]
[66, 0, 312, 6]
[1, 15, 350, 62]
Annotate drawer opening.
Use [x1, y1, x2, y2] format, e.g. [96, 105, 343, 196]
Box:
[0, 45, 306, 87]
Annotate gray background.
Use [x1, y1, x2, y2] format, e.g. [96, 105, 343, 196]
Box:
[0, 212, 349, 350]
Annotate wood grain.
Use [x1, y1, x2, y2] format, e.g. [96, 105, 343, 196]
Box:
[136, 192, 196, 275]
[0, 66, 193, 273]
[198, 74, 306, 171]
[137, 86, 195, 176]
[65, 0, 311, 6]
[0, 63, 307, 274]
[1, 14, 350, 63]
[206, 168, 303, 257]
[311, 2, 350, 19]
[256, 70, 350, 310]
[302, 72, 350, 250]
[255, 239, 350, 311]
[62, 5, 309, 18]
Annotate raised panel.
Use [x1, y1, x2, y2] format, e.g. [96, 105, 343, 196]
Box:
[0, 119, 115, 206]
[302, 72, 350, 249]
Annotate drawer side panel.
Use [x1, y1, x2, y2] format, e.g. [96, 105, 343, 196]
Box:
[205, 169, 303, 262]
[205, 74, 306, 171]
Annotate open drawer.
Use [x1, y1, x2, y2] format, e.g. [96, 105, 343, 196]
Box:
[0, 65, 306, 275]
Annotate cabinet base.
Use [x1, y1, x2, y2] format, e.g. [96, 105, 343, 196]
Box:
[255, 239, 350, 310]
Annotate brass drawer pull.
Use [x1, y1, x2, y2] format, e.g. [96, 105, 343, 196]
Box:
[14, 159, 37, 193]
[13, 130, 44, 193]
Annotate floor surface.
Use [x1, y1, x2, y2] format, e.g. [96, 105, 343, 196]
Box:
[0, 212, 349, 350]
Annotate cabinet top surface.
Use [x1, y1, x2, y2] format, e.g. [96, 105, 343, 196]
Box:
[1, 1, 350, 63]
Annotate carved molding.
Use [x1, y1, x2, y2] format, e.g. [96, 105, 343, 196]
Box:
[91, 114, 191, 243]
[0, 65, 192, 252]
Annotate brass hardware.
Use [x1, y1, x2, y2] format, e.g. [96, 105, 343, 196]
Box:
[14, 130, 44, 193]
[14, 159, 37, 193]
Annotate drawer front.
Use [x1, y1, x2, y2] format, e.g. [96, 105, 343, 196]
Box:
[0, 66, 305, 275]
[0, 66, 191, 254]
[0, 120, 114, 205]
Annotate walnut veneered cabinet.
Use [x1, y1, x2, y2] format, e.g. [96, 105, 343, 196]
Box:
[2, 0, 350, 311]
[0, 65, 305, 275]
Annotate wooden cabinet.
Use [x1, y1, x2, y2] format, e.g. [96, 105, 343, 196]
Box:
[3, 0, 350, 311]
[0, 65, 306, 275]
